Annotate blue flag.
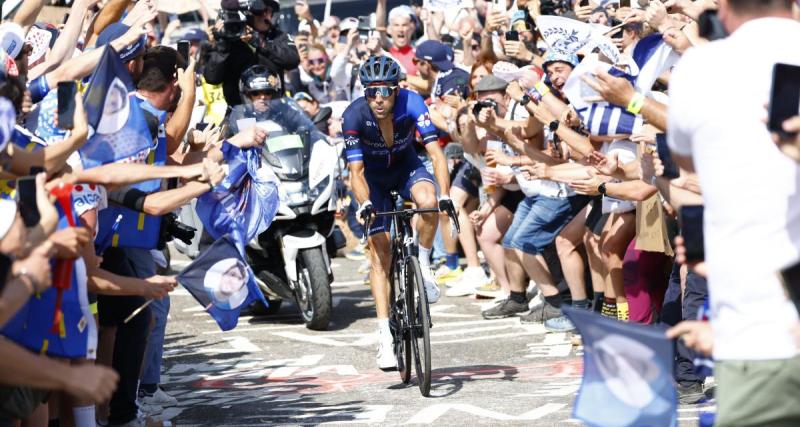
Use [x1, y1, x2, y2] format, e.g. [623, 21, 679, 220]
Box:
[195, 142, 279, 255]
[177, 235, 267, 331]
[79, 46, 152, 169]
[563, 305, 678, 427]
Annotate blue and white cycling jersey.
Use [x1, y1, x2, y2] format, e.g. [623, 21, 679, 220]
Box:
[342, 89, 438, 169]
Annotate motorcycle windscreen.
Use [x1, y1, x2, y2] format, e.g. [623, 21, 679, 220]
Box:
[263, 134, 305, 180]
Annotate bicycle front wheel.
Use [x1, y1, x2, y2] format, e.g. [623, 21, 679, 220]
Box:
[405, 256, 432, 396]
[390, 260, 411, 384]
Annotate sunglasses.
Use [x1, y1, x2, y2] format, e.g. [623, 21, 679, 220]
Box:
[365, 86, 397, 98]
[249, 89, 279, 97]
[308, 57, 327, 65]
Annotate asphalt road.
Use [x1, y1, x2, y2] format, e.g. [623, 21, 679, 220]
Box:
[156, 251, 714, 426]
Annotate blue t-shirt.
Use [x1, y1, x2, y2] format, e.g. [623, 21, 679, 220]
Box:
[342, 89, 438, 169]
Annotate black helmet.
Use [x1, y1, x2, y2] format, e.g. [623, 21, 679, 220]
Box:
[240, 65, 281, 95]
[359, 55, 401, 86]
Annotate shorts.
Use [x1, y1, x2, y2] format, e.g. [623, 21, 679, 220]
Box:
[502, 195, 591, 255]
[499, 190, 525, 213]
[452, 162, 480, 198]
[365, 158, 435, 236]
[0, 385, 49, 421]
[585, 196, 609, 236]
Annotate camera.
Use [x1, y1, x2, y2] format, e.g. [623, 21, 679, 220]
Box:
[539, 0, 570, 16]
[357, 15, 372, 42]
[216, 10, 248, 40]
[472, 99, 499, 116]
[158, 213, 197, 249]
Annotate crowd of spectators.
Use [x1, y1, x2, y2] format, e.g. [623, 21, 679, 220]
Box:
[0, 0, 799, 425]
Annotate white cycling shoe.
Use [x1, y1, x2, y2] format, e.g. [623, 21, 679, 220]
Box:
[420, 266, 441, 303]
[376, 328, 397, 371]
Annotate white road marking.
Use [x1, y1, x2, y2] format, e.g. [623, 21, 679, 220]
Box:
[404, 403, 565, 424]
[332, 280, 366, 287]
[171, 288, 191, 296]
[182, 306, 205, 312]
[433, 330, 545, 345]
[240, 405, 393, 424]
[222, 336, 261, 352]
[202, 324, 304, 335]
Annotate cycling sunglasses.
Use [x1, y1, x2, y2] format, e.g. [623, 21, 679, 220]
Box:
[248, 89, 279, 97]
[365, 86, 397, 98]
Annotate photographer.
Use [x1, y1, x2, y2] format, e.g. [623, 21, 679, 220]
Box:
[203, 0, 300, 106]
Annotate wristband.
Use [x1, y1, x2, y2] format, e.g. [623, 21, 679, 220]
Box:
[519, 94, 532, 106]
[626, 92, 645, 115]
[534, 81, 551, 99]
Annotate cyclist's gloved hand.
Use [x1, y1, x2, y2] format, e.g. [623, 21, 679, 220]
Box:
[438, 196, 455, 214]
[357, 200, 376, 223]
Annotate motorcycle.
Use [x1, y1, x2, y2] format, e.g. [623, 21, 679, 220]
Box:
[175, 98, 345, 330]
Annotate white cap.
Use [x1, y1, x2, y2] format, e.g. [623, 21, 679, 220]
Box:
[340, 17, 359, 33]
[0, 22, 25, 58]
[0, 199, 18, 240]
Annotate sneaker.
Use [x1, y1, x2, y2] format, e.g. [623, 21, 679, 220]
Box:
[136, 402, 163, 416]
[140, 388, 178, 407]
[376, 328, 397, 370]
[474, 280, 504, 299]
[446, 280, 481, 297]
[520, 302, 561, 324]
[345, 244, 366, 261]
[420, 265, 441, 303]
[434, 266, 463, 285]
[481, 298, 529, 319]
[677, 382, 705, 404]
[544, 315, 576, 332]
[357, 260, 371, 275]
[448, 266, 490, 288]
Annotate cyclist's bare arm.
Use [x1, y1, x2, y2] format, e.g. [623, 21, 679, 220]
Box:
[425, 142, 451, 197]
[349, 160, 371, 206]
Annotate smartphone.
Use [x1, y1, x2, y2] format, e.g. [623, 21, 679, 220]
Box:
[697, 10, 727, 41]
[16, 176, 40, 227]
[619, 0, 630, 7]
[768, 63, 800, 139]
[195, 122, 209, 131]
[781, 260, 800, 314]
[612, 29, 624, 39]
[62, 13, 70, 24]
[177, 40, 190, 62]
[505, 30, 519, 41]
[679, 205, 704, 264]
[57, 81, 77, 130]
[655, 133, 680, 179]
[579, 0, 590, 6]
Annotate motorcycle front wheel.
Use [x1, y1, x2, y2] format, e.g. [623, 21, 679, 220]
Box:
[295, 247, 332, 330]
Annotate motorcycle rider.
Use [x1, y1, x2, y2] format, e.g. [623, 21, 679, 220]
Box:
[227, 65, 312, 135]
[204, 0, 300, 106]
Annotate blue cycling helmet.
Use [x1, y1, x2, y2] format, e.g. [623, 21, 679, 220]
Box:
[359, 55, 401, 86]
[542, 51, 580, 70]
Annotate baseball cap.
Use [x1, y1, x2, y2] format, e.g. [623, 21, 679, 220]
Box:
[415, 40, 453, 72]
[96, 23, 145, 63]
[0, 22, 25, 58]
[25, 27, 53, 65]
[293, 91, 315, 103]
[340, 17, 359, 34]
[173, 27, 208, 43]
[474, 75, 508, 93]
[510, 11, 530, 32]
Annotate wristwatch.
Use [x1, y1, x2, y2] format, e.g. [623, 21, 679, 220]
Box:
[598, 182, 607, 195]
[519, 94, 532, 106]
[548, 119, 560, 132]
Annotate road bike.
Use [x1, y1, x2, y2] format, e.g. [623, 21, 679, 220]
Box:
[364, 192, 459, 396]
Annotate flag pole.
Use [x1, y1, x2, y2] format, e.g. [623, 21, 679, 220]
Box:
[323, 0, 332, 21]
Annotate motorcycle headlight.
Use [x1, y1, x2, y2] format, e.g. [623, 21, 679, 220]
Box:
[308, 176, 331, 199]
[283, 181, 310, 206]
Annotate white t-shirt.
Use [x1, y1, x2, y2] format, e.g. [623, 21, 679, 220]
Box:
[601, 139, 637, 214]
[668, 17, 800, 361]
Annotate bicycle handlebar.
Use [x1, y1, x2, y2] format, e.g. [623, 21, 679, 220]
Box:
[361, 206, 461, 244]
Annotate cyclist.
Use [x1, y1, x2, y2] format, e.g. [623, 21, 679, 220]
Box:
[342, 55, 454, 370]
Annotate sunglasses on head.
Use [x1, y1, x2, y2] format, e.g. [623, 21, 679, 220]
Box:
[365, 86, 397, 98]
[308, 57, 327, 65]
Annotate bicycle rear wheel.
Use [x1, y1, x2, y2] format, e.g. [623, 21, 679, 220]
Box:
[406, 256, 432, 396]
[390, 261, 412, 383]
